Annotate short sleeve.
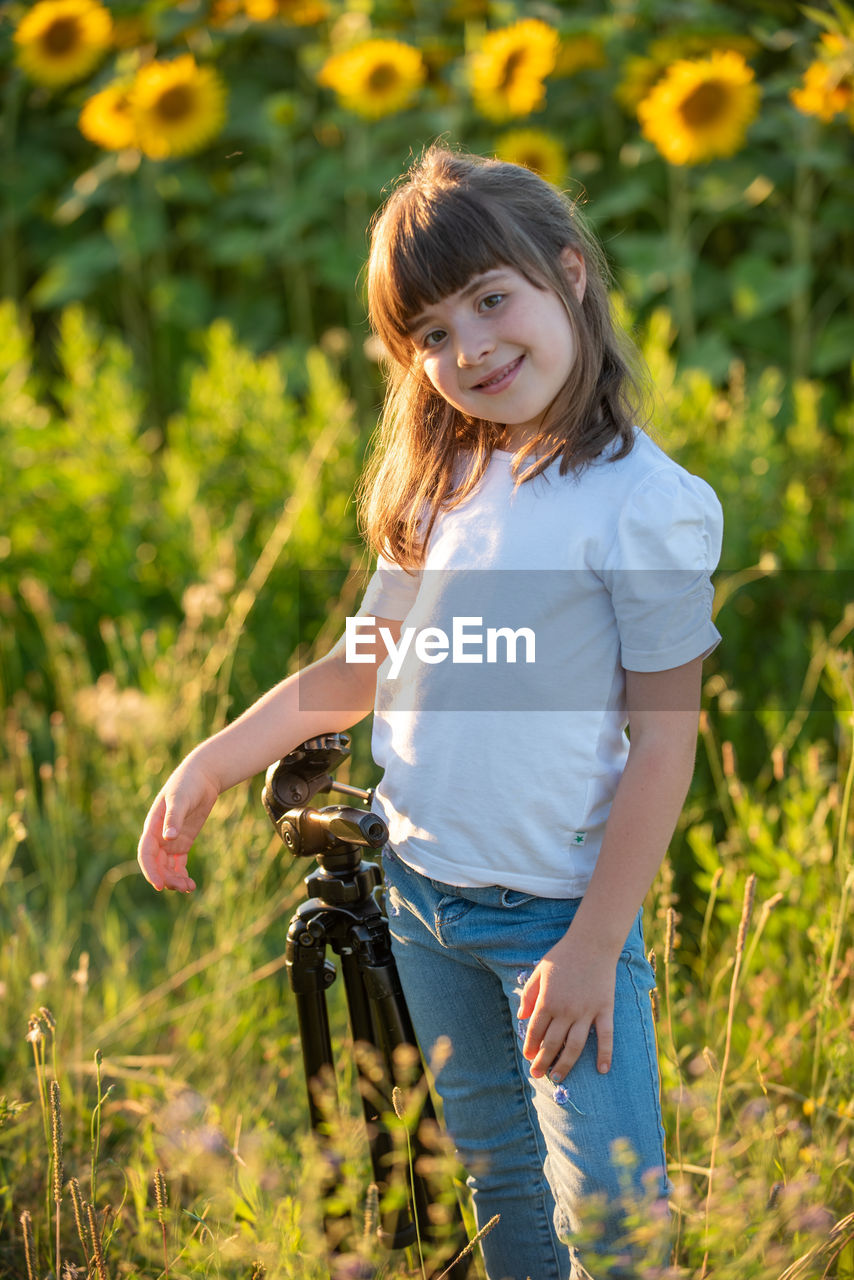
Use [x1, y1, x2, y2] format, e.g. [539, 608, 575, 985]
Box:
[601, 466, 723, 672]
[358, 552, 422, 622]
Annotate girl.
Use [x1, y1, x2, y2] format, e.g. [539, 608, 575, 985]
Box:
[139, 146, 723, 1280]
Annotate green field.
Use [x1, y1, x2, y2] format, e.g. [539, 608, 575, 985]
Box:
[2, 1, 853, 1275]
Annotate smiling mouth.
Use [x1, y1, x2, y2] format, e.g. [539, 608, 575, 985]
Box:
[473, 356, 523, 391]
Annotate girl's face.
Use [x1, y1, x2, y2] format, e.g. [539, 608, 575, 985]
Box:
[407, 248, 586, 450]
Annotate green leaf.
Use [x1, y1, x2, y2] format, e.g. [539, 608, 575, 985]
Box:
[731, 255, 809, 320]
[30, 238, 119, 308]
[811, 314, 854, 374]
[586, 178, 655, 222]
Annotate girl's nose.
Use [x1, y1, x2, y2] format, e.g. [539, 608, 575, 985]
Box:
[456, 324, 494, 368]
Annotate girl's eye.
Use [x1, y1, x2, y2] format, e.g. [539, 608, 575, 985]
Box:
[480, 293, 504, 311]
[421, 329, 446, 349]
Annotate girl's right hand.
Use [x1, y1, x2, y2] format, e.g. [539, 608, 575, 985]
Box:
[137, 756, 221, 892]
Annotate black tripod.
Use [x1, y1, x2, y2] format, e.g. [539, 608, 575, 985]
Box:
[262, 734, 474, 1277]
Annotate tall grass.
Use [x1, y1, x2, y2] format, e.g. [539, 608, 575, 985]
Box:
[1, 303, 852, 1277]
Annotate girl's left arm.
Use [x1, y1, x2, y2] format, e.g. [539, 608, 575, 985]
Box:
[519, 655, 703, 1082]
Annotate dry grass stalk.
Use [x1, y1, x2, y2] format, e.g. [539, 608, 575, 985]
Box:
[700, 873, 757, 1278]
[87, 1202, 109, 1280]
[736, 873, 757, 954]
[68, 1177, 91, 1268]
[154, 1167, 170, 1279]
[436, 1213, 500, 1279]
[664, 907, 677, 964]
[50, 1077, 64, 1280]
[363, 1182, 379, 1239]
[662, 904, 685, 1258]
[20, 1210, 37, 1280]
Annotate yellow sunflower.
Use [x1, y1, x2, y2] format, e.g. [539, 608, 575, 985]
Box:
[317, 39, 425, 119]
[14, 0, 112, 89]
[469, 19, 559, 122]
[79, 83, 137, 150]
[130, 56, 227, 160]
[790, 34, 854, 123]
[637, 50, 760, 165]
[495, 128, 567, 186]
[616, 33, 758, 112]
[244, 0, 328, 23]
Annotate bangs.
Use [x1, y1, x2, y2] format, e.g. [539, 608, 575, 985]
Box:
[370, 187, 531, 357]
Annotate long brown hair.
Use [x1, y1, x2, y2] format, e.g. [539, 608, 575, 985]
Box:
[358, 144, 649, 569]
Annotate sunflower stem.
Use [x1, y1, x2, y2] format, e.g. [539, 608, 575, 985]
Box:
[667, 162, 696, 350]
[344, 121, 372, 422]
[1, 71, 24, 304]
[272, 120, 314, 347]
[790, 117, 816, 382]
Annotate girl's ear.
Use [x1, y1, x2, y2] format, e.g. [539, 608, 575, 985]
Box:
[560, 245, 587, 303]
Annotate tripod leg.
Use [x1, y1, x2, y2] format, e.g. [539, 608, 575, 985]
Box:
[339, 947, 420, 1252]
[356, 954, 477, 1278]
[287, 917, 338, 1130]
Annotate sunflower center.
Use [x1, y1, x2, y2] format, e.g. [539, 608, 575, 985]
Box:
[156, 85, 195, 122]
[498, 49, 527, 91]
[367, 62, 400, 93]
[43, 17, 80, 55]
[679, 79, 728, 127]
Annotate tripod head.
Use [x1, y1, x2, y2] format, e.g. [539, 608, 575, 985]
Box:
[263, 735, 388, 899]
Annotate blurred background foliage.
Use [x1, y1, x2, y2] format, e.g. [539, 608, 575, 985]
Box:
[2, 0, 854, 423]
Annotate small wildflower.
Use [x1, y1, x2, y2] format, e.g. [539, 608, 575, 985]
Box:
[551, 1081, 585, 1114]
[26, 1016, 44, 1044]
[30, 972, 49, 991]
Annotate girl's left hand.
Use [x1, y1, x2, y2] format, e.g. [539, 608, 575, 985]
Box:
[517, 933, 617, 1081]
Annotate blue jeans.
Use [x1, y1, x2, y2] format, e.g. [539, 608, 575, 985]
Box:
[381, 846, 671, 1280]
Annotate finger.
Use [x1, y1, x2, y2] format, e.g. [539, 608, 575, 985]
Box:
[529, 1022, 568, 1078]
[160, 852, 196, 894]
[595, 1012, 614, 1075]
[544, 1023, 590, 1082]
[517, 969, 541, 1021]
[137, 837, 165, 891]
[522, 1001, 551, 1061]
[162, 791, 185, 842]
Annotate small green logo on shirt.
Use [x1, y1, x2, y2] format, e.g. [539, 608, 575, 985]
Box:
[571, 831, 587, 846]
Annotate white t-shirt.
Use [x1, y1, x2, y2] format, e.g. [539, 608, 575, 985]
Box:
[358, 429, 723, 897]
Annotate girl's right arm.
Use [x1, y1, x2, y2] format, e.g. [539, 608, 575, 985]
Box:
[137, 617, 402, 893]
